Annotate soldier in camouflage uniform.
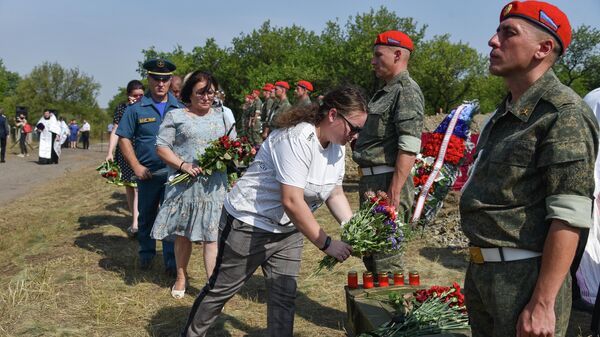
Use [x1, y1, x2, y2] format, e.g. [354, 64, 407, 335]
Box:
[352, 30, 424, 274]
[460, 2, 599, 336]
[263, 81, 292, 137]
[261, 83, 276, 140]
[239, 95, 254, 138]
[248, 89, 263, 145]
[295, 80, 313, 107]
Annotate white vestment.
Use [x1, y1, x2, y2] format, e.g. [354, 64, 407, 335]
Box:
[37, 114, 61, 159]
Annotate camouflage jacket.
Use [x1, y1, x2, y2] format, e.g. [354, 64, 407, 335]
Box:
[460, 69, 599, 251]
[261, 98, 275, 121]
[268, 97, 291, 129]
[297, 96, 312, 107]
[352, 70, 424, 167]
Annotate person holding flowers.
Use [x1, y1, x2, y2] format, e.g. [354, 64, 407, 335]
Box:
[460, 2, 598, 336]
[106, 79, 145, 237]
[151, 71, 234, 299]
[182, 86, 367, 337]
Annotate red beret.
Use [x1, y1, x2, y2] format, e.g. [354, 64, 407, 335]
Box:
[262, 83, 274, 91]
[374, 30, 414, 51]
[245, 95, 253, 100]
[252, 89, 260, 96]
[275, 81, 290, 90]
[297, 80, 313, 92]
[500, 1, 571, 54]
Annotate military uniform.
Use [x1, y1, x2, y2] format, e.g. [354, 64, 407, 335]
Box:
[267, 97, 291, 129]
[249, 97, 263, 145]
[352, 70, 424, 273]
[116, 59, 184, 271]
[297, 96, 311, 107]
[460, 70, 598, 336]
[261, 97, 275, 123]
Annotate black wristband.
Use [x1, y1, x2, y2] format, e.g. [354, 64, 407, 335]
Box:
[320, 236, 332, 251]
[179, 161, 185, 171]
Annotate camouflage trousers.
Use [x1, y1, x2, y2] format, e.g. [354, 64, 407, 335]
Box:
[464, 257, 571, 337]
[249, 121, 263, 146]
[358, 171, 414, 274]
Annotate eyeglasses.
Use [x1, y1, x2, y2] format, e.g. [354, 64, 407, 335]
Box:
[337, 113, 362, 135]
[194, 89, 216, 98]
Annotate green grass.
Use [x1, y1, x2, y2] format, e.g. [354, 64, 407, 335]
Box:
[0, 164, 591, 336]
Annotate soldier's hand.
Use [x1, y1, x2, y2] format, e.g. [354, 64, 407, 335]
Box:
[387, 186, 401, 210]
[134, 164, 152, 181]
[324, 240, 352, 262]
[516, 299, 555, 337]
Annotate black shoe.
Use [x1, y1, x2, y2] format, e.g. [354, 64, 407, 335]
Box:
[140, 258, 153, 270]
[0, 160, 5, 163]
[165, 267, 177, 278]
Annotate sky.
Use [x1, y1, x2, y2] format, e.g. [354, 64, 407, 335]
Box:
[1, 0, 599, 108]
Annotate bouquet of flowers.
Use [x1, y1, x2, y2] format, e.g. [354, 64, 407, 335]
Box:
[168, 135, 257, 187]
[411, 101, 479, 227]
[315, 191, 406, 273]
[96, 160, 125, 186]
[362, 283, 468, 337]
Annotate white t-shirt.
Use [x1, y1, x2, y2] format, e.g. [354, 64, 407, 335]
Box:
[223, 105, 237, 138]
[224, 122, 345, 233]
[80, 122, 91, 132]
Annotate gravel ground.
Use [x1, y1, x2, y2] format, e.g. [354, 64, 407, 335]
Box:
[0, 142, 106, 204]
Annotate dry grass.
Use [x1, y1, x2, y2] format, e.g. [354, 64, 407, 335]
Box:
[0, 165, 592, 336]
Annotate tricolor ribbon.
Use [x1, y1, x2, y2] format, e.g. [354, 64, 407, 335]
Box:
[411, 104, 467, 225]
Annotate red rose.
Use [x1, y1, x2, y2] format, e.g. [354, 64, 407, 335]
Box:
[233, 141, 241, 148]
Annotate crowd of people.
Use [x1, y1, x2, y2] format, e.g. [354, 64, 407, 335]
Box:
[0, 108, 93, 165]
[2, 1, 600, 336]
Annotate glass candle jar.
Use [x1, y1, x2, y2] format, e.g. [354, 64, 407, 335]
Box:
[347, 271, 358, 289]
[363, 272, 374, 289]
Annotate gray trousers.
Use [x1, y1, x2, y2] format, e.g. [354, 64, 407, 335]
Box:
[182, 210, 304, 337]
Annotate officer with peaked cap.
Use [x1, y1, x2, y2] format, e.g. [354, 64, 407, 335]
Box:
[116, 58, 184, 275]
[459, 2, 598, 336]
[352, 30, 424, 275]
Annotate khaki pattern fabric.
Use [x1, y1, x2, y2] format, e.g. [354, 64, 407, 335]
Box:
[464, 258, 571, 337]
[460, 69, 598, 252]
[352, 70, 424, 167]
[269, 97, 291, 129]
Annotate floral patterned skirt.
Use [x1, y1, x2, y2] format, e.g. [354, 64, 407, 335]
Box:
[151, 171, 227, 242]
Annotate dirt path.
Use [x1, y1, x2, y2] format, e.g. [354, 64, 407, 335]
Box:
[0, 143, 107, 204]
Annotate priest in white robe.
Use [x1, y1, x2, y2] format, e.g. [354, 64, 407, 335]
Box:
[36, 110, 61, 164]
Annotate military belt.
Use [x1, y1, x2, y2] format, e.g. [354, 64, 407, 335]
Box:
[469, 247, 542, 264]
[360, 165, 395, 176]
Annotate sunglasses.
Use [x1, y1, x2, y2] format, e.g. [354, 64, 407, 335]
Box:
[337, 113, 362, 135]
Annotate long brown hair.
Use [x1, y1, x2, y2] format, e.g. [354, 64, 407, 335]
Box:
[274, 86, 367, 128]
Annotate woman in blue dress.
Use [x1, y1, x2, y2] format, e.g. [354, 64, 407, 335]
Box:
[152, 71, 234, 299]
[68, 120, 79, 148]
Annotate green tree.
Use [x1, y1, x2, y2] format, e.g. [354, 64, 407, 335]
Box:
[0, 59, 21, 115]
[338, 7, 426, 95]
[410, 35, 486, 114]
[554, 25, 600, 95]
[9, 62, 106, 131]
